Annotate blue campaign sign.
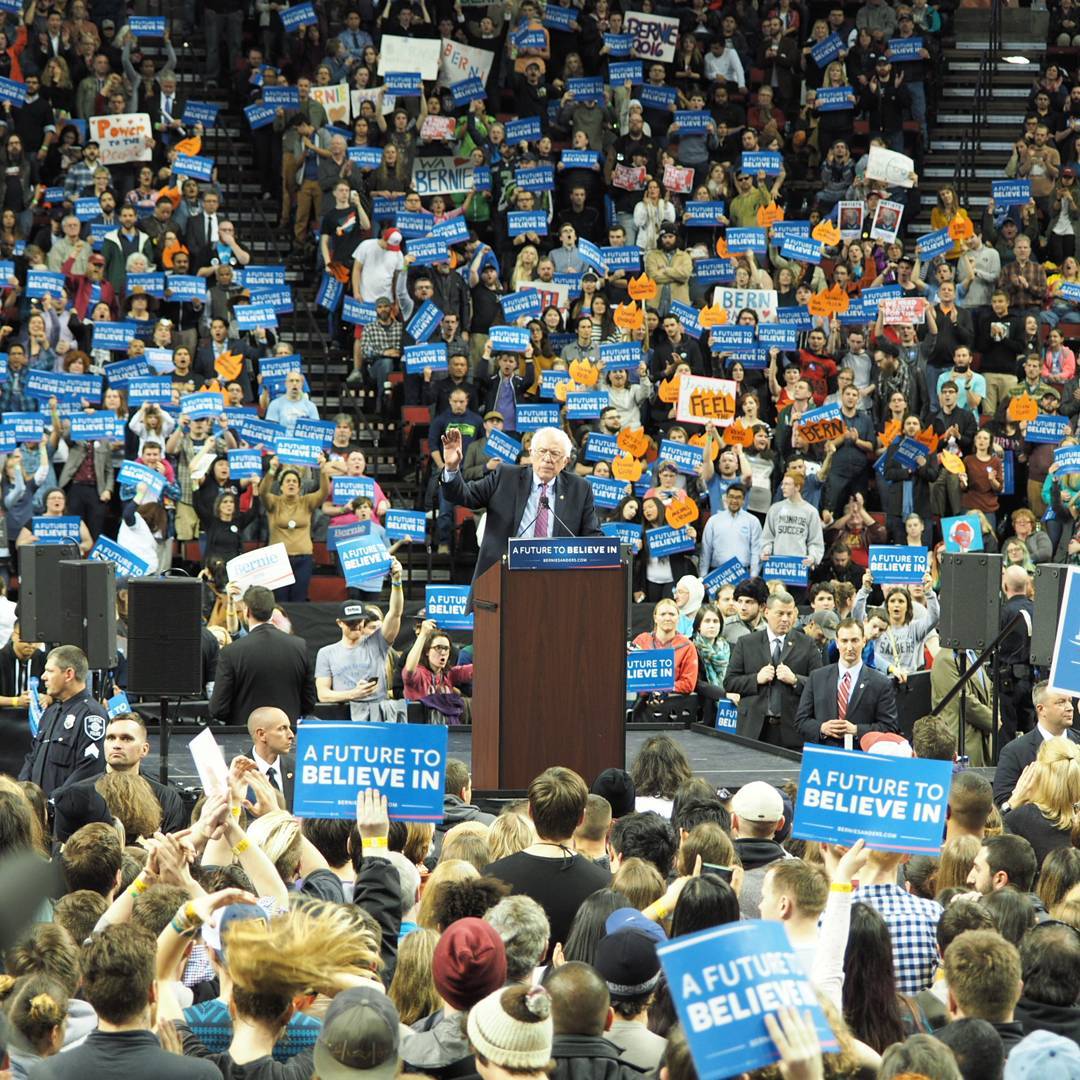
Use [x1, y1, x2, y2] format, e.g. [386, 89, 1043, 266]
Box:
[682, 201, 727, 227]
[431, 216, 469, 245]
[647, 526, 696, 557]
[588, 474, 631, 509]
[228, 449, 264, 479]
[658, 920, 837, 1080]
[130, 14, 167, 35]
[811, 32, 844, 66]
[166, 274, 208, 301]
[281, 1, 318, 30]
[601, 245, 643, 271]
[327, 519, 371, 553]
[384, 509, 427, 542]
[260, 355, 303, 379]
[508, 537, 622, 571]
[626, 649, 676, 692]
[405, 299, 443, 343]
[27, 370, 102, 403]
[245, 103, 277, 129]
[513, 25, 548, 49]
[32, 516, 82, 544]
[715, 698, 738, 732]
[703, 558, 748, 595]
[347, 146, 384, 170]
[794, 745, 952, 853]
[562, 149, 601, 168]
[371, 196, 404, 222]
[69, 413, 124, 443]
[740, 151, 782, 176]
[501, 289, 542, 320]
[235, 305, 278, 331]
[89, 536, 150, 579]
[504, 115, 542, 144]
[669, 303, 703, 338]
[584, 432, 621, 462]
[768, 220, 812, 243]
[604, 32, 633, 55]
[709, 325, 756, 349]
[514, 164, 556, 192]
[567, 77, 604, 103]
[332, 476, 376, 505]
[609, 60, 642, 84]
[601, 521, 643, 552]
[565, 391, 608, 420]
[507, 211, 548, 237]
[1050, 568, 1080, 695]
[891, 436, 927, 469]
[249, 286, 294, 314]
[725, 227, 767, 254]
[658, 439, 704, 476]
[342, 297, 378, 326]
[450, 76, 486, 104]
[1060, 281, 1080, 304]
[869, 545, 928, 584]
[26, 270, 65, 298]
[578, 237, 609, 274]
[127, 377, 174, 406]
[183, 100, 221, 127]
[639, 84, 677, 110]
[294, 722, 448, 821]
[425, 584, 474, 630]
[91, 322, 139, 351]
[518, 403, 561, 431]
[338, 534, 392, 586]
[395, 210, 436, 238]
[762, 556, 808, 586]
[174, 154, 215, 182]
[776, 307, 813, 329]
[756, 324, 798, 350]
[276, 437, 322, 467]
[127, 272, 166, 297]
[403, 343, 449, 374]
[294, 418, 336, 446]
[2, 412, 42, 443]
[693, 260, 734, 286]
[674, 110, 712, 135]
[916, 228, 952, 258]
[385, 71, 423, 96]
[0, 76, 27, 107]
[543, 2, 577, 29]
[816, 86, 855, 111]
[779, 236, 823, 264]
[887, 35, 924, 60]
[485, 427, 523, 465]
[239, 265, 287, 288]
[316, 274, 345, 312]
[540, 370, 571, 399]
[942, 513, 984, 552]
[1026, 415, 1069, 444]
[107, 690, 132, 719]
[798, 402, 842, 428]
[599, 342, 643, 370]
[180, 392, 224, 420]
[489, 325, 531, 354]
[117, 460, 166, 501]
[408, 237, 451, 266]
[992, 179, 1031, 207]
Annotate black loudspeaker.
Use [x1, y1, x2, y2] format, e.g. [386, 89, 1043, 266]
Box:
[1031, 563, 1071, 667]
[58, 560, 117, 670]
[127, 578, 204, 696]
[19, 542, 80, 643]
[938, 552, 1003, 651]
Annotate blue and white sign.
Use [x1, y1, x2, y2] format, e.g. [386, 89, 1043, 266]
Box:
[347, 146, 384, 169]
[682, 201, 727, 227]
[245, 103, 277, 129]
[608, 60, 642, 84]
[32, 516, 82, 544]
[514, 163, 555, 191]
[647, 525, 695, 557]
[2, 413, 43, 444]
[91, 322, 139, 351]
[89, 536, 150, 579]
[991, 179, 1031, 207]
[234, 304, 278, 331]
[583, 433, 621, 463]
[811, 32, 844, 66]
[281, 1, 318, 30]
[75, 198, 102, 223]
[599, 342, 643, 370]
[489, 325, 531, 354]
[342, 296, 378, 325]
[601, 521, 643, 552]
[578, 237, 608, 274]
[27, 370, 102, 403]
[565, 391, 608, 420]
[601, 245, 642, 271]
[915, 228, 952, 258]
[779, 235, 823, 264]
[639, 84, 677, 110]
[338, 533, 392, 586]
[540, 369, 571, 399]
[588, 474, 631, 509]
[179, 392, 223, 420]
[762, 555, 808, 586]
[626, 649, 675, 692]
[385, 71, 423, 96]
[517, 403, 561, 431]
[715, 698, 738, 731]
[332, 476, 376, 505]
[240, 266, 288, 289]
[449, 75, 486, 105]
[107, 690, 132, 719]
[117, 460, 166, 501]
[513, 25, 548, 49]
[501, 290, 542, 321]
[507, 211, 548, 237]
[129, 14, 167, 35]
[694, 259, 735, 285]
[26, 270, 65, 298]
[69, 413, 125, 443]
[504, 115, 542, 143]
[702, 558, 748, 595]
[174, 153, 215, 181]
[869, 545, 928, 584]
[260, 355, 303, 380]
[403, 343, 449, 373]
[658, 920, 837, 1080]
[756, 324, 799, 349]
[0, 76, 27, 107]
[658, 439, 704, 476]
[1026, 414, 1069, 444]
[673, 110, 712, 134]
[1059, 281, 1080, 304]
[293, 418, 336, 446]
[408, 236, 451, 267]
[166, 274, 208, 301]
[395, 210, 436, 238]
[327, 519, 370, 553]
[183, 100, 221, 127]
[793, 745, 952, 853]
[294, 722, 448, 821]
[889, 436, 928, 469]
[567, 77, 604, 103]
[126, 272, 166, 297]
[562, 149, 601, 168]
[485, 427, 523, 465]
[405, 299, 444, 344]
[508, 537, 622, 571]
[228, 449, 264, 479]
[425, 584, 474, 630]
[816, 86, 855, 111]
[1054, 446, 1080, 475]
[384, 509, 427, 542]
[887, 35, 924, 60]
[431, 215, 469, 244]
[316, 274, 344, 312]
[725, 227, 768, 254]
[126, 377, 173, 406]
[709, 325, 756, 349]
[276, 436, 322, 467]
[604, 32, 633, 55]
[740, 151, 782, 176]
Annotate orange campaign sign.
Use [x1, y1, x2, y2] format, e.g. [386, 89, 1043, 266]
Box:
[806, 292, 833, 318]
[698, 303, 727, 327]
[554, 380, 570, 402]
[948, 216, 974, 241]
[611, 454, 644, 481]
[756, 203, 785, 228]
[811, 219, 842, 246]
[569, 359, 599, 387]
[627, 274, 657, 301]
[797, 416, 846, 444]
[915, 425, 940, 453]
[658, 376, 682, 403]
[689, 432, 720, 459]
[879, 419, 902, 446]
[676, 374, 738, 425]
[721, 421, 755, 447]
[825, 284, 850, 314]
[617, 426, 650, 458]
[714, 237, 730, 258]
[940, 451, 966, 475]
[665, 496, 699, 529]
[1007, 394, 1039, 422]
[613, 302, 644, 330]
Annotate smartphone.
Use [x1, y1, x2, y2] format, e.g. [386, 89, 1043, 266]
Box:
[702, 863, 734, 883]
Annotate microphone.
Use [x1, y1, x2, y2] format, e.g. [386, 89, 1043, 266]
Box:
[517, 495, 575, 538]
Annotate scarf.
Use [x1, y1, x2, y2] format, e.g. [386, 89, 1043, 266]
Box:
[693, 633, 729, 686]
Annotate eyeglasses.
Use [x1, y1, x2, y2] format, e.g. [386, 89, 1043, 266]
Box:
[430, 644, 451, 652]
[533, 448, 566, 461]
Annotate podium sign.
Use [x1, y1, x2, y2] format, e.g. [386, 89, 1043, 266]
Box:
[507, 537, 622, 570]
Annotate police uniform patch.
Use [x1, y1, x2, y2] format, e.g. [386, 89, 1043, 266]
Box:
[83, 715, 105, 741]
[63, 714, 75, 729]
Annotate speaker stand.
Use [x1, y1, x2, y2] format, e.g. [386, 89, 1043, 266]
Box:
[957, 651, 967, 760]
[159, 697, 170, 785]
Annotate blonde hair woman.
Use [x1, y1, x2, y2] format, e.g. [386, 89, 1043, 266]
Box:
[488, 810, 537, 861]
[1003, 737, 1080, 869]
[417, 859, 479, 929]
[511, 244, 540, 290]
[389, 929, 443, 1024]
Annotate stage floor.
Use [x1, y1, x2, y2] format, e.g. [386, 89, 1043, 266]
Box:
[144, 725, 804, 798]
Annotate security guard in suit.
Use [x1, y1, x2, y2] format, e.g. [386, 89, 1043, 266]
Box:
[18, 645, 108, 797]
[998, 566, 1035, 743]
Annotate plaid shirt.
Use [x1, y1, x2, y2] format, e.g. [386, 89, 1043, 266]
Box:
[0, 366, 41, 414]
[360, 318, 403, 359]
[856, 883, 943, 994]
[64, 159, 100, 200]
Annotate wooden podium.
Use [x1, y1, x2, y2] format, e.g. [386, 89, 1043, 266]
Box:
[471, 543, 630, 790]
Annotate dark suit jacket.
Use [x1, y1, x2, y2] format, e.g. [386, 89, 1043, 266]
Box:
[251, 746, 295, 811]
[795, 664, 899, 746]
[208, 624, 316, 725]
[993, 727, 1080, 806]
[184, 212, 220, 272]
[0, 643, 46, 698]
[724, 629, 823, 748]
[441, 465, 603, 583]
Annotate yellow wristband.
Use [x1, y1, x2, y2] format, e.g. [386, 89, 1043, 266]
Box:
[830, 882, 854, 893]
[130, 876, 150, 896]
[232, 838, 251, 856]
[644, 900, 670, 921]
[183, 900, 203, 926]
[362, 836, 388, 849]
[230, 805, 242, 818]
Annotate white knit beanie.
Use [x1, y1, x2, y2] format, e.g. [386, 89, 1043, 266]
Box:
[466, 985, 553, 1070]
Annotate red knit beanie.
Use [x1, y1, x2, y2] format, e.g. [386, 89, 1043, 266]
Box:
[432, 918, 508, 1010]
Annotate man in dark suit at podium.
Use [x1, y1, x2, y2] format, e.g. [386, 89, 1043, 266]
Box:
[439, 425, 604, 582]
[796, 618, 899, 746]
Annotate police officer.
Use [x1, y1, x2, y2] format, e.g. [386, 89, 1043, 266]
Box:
[999, 565, 1035, 743]
[18, 645, 108, 796]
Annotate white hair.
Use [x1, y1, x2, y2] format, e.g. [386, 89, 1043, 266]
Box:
[532, 426, 572, 457]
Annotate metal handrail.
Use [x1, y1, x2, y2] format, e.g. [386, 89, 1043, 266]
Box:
[953, 0, 1003, 203]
